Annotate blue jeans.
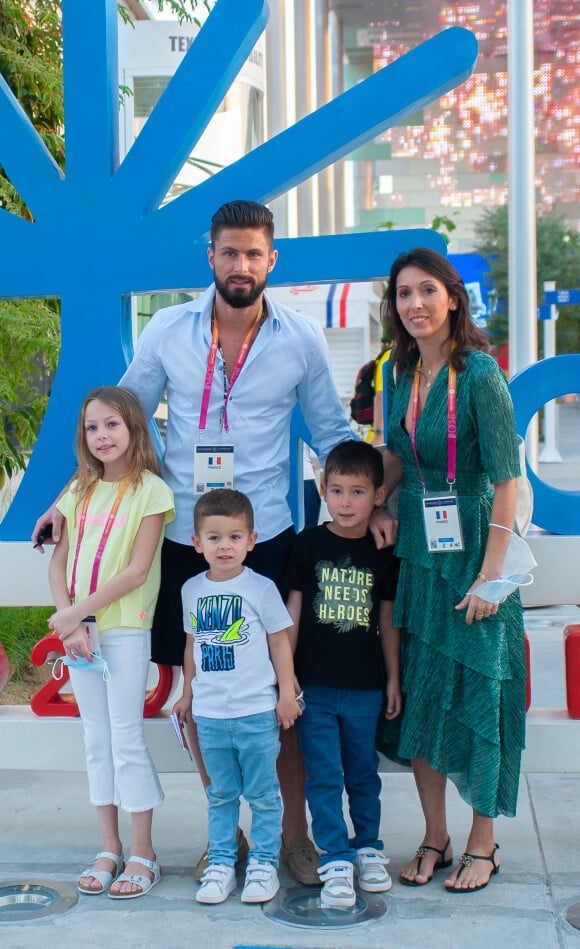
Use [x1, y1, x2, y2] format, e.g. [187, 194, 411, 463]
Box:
[194, 711, 281, 866]
[296, 686, 384, 865]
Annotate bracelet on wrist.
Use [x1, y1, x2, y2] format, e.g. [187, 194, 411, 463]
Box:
[477, 572, 486, 582]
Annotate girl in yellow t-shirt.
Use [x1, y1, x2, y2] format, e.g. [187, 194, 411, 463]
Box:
[48, 387, 174, 901]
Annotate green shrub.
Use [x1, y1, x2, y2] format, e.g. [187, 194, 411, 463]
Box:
[0, 606, 52, 680]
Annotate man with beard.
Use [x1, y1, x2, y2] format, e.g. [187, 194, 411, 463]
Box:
[33, 200, 395, 886]
[124, 199, 354, 885]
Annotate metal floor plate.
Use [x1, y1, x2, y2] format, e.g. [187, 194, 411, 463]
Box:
[0, 880, 78, 922]
[262, 885, 387, 929]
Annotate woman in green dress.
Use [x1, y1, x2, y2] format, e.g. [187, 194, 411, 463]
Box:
[381, 248, 526, 892]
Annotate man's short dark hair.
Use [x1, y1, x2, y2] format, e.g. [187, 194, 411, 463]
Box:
[210, 200, 274, 246]
[194, 488, 254, 533]
[325, 440, 384, 491]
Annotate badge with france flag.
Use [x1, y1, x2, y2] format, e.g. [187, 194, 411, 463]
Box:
[194, 444, 234, 495]
[421, 492, 464, 552]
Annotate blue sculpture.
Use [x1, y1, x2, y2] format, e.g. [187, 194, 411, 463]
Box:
[509, 355, 580, 535]
[0, 0, 481, 537]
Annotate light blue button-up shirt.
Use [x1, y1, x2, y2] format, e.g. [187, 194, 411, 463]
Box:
[120, 285, 353, 545]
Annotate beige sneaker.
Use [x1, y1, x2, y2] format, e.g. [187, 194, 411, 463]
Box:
[280, 836, 320, 885]
[318, 860, 356, 908]
[354, 847, 392, 892]
[193, 828, 249, 882]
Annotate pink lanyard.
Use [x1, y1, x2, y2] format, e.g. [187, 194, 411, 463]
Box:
[69, 482, 129, 599]
[410, 360, 457, 490]
[199, 305, 264, 432]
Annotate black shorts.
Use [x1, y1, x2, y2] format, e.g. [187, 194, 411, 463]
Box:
[151, 526, 296, 666]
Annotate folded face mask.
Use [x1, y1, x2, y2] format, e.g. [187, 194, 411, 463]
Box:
[476, 574, 534, 603]
[474, 524, 537, 604]
[52, 652, 110, 681]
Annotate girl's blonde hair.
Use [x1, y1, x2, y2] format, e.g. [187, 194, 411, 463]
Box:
[73, 386, 160, 500]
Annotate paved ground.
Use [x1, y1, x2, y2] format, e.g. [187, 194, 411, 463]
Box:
[4, 602, 580, 949]
[1, 400, 579, 948]
[2, 756, 580, 949]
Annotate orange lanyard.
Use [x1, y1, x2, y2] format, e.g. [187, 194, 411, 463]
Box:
[410, 361, 457, 490]
[70, 482, 129, 599]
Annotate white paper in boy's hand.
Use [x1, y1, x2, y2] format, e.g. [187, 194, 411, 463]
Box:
[170, 712, 193, 760]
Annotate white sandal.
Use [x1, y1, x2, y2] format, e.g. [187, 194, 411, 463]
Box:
[77, 851, 124, 895]
[108, 855, 161, 899]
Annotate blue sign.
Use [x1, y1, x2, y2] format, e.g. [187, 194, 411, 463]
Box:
[544, 289, 580, 306]
[537, 304, 555, 320]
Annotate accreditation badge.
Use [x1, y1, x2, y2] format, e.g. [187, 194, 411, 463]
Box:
[194, 444, 234, 494]
[421, 492, 464, 552]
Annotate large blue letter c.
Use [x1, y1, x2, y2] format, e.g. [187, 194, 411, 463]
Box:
[509, 355, 580, 535]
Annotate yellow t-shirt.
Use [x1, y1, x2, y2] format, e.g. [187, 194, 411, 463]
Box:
[57, 472, 175, 632]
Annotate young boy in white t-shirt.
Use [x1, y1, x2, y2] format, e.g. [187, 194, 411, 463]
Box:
[173, 489, 302, 905]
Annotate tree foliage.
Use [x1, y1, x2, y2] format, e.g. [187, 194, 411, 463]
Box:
[473, 205, 580, 355]
[377, 213, 458, 246]
[125, 1, 211, 24]
[0, 1, 204, 481]
[0, 1, 63, 480]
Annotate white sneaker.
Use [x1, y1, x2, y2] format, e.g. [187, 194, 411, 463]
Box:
[195, 864, 236, 904]
[241, 860, 280, 903]
[318, 860, 356, 908]
[354, 847, 392, 892]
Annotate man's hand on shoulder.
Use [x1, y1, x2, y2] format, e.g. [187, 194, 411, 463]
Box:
[32, 506, 64, 553]
[369, 507, 398, 549]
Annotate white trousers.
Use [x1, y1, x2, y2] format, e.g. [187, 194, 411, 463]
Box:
[69, 628, 164, 813]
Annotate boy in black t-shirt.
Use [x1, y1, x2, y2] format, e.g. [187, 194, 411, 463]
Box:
[287, 440, 401, 908]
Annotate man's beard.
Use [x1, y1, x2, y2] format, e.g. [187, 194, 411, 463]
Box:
[214, 273, 267, 309]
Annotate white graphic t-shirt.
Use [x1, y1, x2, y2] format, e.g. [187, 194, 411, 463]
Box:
[181, 567, 292, 719]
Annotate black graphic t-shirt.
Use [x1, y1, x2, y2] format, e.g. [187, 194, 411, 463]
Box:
[287, 524, 399, 690]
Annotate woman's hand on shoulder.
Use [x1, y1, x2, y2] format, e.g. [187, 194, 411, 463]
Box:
[369, 507, 398, 549]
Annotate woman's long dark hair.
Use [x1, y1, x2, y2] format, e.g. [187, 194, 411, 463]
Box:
[381, 247, 489, 375]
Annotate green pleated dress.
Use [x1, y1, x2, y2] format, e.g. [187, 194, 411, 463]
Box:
[385, 350, 526, 818]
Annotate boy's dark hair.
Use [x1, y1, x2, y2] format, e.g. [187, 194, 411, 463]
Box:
[325, 440, 384, 491]
[210, 200, 274, 246]
[194, 488, 254, 533]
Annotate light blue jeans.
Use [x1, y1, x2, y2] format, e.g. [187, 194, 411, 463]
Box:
[194, 710, 281, 866]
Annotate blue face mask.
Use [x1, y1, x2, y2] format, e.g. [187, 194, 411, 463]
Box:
[475, 528, 537, 604]
[53, 652, 110, 681]
[476, 574, 534, 603]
